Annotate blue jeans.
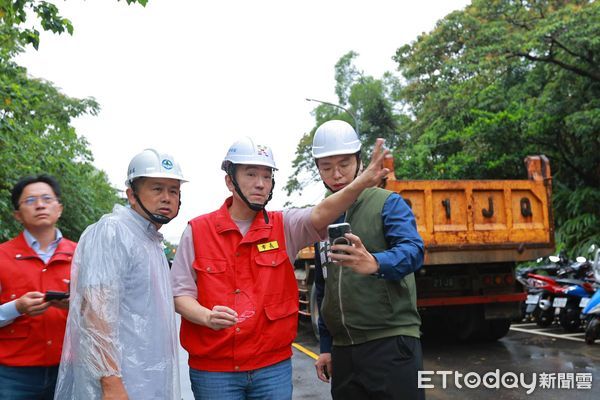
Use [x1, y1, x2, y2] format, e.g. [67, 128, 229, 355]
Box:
[0, 365, 58, 400]
[189, 358, 292, 400]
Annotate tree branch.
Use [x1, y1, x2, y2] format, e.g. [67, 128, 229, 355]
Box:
[547, 35, 596, 66]
[555, 131, 597, 187]
[513, 52, 600, 82]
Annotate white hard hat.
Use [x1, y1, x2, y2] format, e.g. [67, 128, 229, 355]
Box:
[221, 137, 277, 171]
[125, 149, 187, 187]
[311, 120, 361, 159]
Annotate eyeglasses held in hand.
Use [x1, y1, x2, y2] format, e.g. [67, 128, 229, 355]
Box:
[237, 310, 255, 323]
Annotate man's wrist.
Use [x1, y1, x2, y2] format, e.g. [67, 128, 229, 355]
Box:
[101, 375, 123, 388]
[101, 374, 123, 381]
[13, 299, 25, 315]
[101, 375, 126, 397]
[371, 254, 381, 276]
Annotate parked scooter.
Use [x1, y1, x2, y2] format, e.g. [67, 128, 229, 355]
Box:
[581, 246, 600, 344]
[517, 259, 560, 322]
[548, 252, 595, 331]
[527, 272, 567, 327]
[518, 253, 571, 327]
[553, 273, 595, 332]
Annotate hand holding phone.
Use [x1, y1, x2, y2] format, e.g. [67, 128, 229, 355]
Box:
[328, 223, 352, 253]
[44, 291, 70, 301]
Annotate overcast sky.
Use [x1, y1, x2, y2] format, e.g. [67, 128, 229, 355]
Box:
[17, 0, 469, 243]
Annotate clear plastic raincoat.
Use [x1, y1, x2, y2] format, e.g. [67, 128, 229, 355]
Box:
[54, 205, 180, 399]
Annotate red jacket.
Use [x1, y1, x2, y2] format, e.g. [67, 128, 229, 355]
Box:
[0, 232, 75, 366]
[181, 198, 299, 372]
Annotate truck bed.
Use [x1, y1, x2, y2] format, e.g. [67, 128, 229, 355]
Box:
[383, 155, 554, 265]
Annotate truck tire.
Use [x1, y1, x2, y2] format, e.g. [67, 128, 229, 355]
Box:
[309, 282, 319, 341]
[483, 319, 511, 341]
[448, 306, 481, 341]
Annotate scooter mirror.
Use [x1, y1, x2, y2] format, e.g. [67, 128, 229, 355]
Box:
[549, 255, 560, 263]
[576, 256, 587, 263]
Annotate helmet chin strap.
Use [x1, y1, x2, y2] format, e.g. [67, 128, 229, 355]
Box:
[132, 188, 181, 226]
[228, 165, 274, 224]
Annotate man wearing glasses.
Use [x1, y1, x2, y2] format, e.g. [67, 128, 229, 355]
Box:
[311, 120, 424, 400]
[0, 175, 75, 399]
[171, 137, 389, 400]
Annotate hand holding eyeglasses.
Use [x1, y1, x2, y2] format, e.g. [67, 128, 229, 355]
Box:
[205, 305, 238, 330]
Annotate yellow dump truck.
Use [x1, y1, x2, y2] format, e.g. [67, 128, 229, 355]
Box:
[295, 155, 554, 340]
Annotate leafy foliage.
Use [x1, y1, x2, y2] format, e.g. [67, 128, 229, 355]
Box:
[1, 0, 147, 55]
[392, 0, 599, 256]
[0, 0, 147, 242]
[287, 0, 600, 257]
[285, 51, 403, 196]
[163, 240, 177, 265]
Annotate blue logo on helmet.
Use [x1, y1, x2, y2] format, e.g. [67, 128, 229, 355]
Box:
[162, 159, 174, 170]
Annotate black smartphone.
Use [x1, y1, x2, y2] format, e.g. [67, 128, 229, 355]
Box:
[44, 291, 70, 301]
[328, 222, 352, 251]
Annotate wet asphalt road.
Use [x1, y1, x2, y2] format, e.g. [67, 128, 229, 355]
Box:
[419, 330, 599, 399]
[179, 316, 600, 399]
[292, 317, 600, 400]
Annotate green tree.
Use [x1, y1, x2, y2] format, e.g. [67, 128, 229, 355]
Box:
[288, 0, 599, 255]
[285, 51, 403, 198]
[392, 0, 599, 255]
[0, 0, 147, 242]
[163, 240, 178, 265]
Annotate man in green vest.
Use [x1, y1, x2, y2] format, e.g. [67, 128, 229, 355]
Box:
[312, 120, 425, 400]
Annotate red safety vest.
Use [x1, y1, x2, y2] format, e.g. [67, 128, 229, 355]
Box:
[181, 197, 299, 372]
[0, 233, 75, 366]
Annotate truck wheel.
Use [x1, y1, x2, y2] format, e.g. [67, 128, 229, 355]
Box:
[309, 282, 319, 341]
[449, 306, 482, 341]
[484, 319, 511, 341]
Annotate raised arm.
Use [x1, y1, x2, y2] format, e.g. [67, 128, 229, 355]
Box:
[310, 138, 389, 231]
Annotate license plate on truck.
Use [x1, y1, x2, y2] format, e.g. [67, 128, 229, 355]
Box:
[432, 277, 455, 289]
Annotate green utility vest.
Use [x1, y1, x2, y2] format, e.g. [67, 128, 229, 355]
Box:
[321, 187, 421, 346]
